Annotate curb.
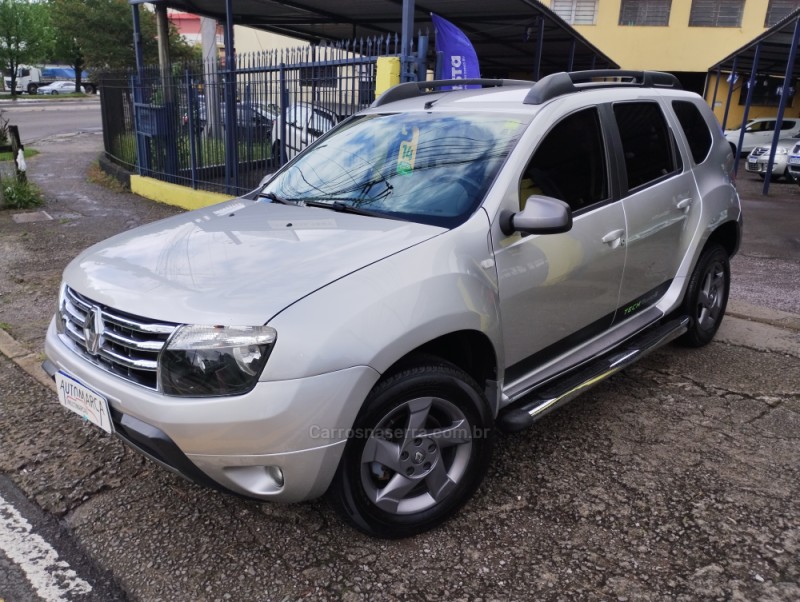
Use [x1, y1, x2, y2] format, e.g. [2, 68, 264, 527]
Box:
[0, 329, 55, 392]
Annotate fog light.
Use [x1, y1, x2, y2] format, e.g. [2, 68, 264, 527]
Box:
[267, 465, 284, 488]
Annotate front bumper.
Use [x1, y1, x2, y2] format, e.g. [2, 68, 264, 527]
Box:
[44, 320, 380, 502]
[745, 155, 788, 176]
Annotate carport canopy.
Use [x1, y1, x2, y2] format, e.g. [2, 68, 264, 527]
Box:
[709, 8, 800, 195]
[132, 0, 618, 78]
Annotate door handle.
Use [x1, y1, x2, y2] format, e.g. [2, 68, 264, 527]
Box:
[601, 229, 625, 247]
[676, 197, 693, 210]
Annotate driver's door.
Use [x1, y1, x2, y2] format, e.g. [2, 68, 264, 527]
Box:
[492, 106, 627, 380]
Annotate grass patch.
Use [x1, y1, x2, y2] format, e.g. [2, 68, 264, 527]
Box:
[0, 176, 43, 209]
[0, 148, 38, 162]
[0, 322, 11, 332]
[87, 161, 128, 193]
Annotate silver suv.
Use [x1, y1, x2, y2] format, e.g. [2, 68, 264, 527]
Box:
[45, 70, 741, 538]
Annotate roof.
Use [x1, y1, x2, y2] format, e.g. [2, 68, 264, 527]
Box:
[133, 0, 618, 76]
[712, 8, 800, 77]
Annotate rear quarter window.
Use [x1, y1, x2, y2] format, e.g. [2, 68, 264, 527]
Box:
[672, 100, 713, 165]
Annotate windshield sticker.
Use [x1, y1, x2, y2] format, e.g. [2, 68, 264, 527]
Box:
[396, 127, 420, 176]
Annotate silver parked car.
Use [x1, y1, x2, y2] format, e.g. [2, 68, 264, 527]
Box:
[745, 137, 799, 181]
[45, 71, 741, 538]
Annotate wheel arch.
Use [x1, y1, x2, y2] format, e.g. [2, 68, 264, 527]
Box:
[705, 219, 741, 258]
[382, 330, 499, 411]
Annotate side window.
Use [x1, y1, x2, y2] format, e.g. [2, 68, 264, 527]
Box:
[613, 102, 679, 190]
[780, 120, 796, 131]
[520, 107, 608, 212]
[672, 100, 713, 165]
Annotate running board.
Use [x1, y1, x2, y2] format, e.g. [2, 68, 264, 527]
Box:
[496, 315, 690, 432]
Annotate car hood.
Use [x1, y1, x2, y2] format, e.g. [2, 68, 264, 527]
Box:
[64, 198, 444, 325]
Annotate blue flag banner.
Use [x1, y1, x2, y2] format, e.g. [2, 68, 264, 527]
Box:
[431, 13, 480, 90]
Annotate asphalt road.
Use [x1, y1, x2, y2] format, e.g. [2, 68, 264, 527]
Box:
[0, 98, 101, 145]
[0, 118, 798, 601]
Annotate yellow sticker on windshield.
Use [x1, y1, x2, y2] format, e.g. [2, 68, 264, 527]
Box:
[397, 127, 420, 175]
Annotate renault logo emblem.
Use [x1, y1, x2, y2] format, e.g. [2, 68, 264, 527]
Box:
[83, 307, 104, 356]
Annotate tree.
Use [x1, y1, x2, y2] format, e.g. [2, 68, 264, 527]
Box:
[0, 0, 50, 96]
[51, 0, 199, 73]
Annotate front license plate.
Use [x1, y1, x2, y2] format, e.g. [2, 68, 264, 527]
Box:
[55, 371, 113, 434]
[747, 160, 757, 167]
[790, 156, 800, 165]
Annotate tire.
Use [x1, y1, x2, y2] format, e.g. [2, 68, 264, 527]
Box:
[51, 90, 58, 95]
[271, 140, 282, 166]
[27, 84, 37, 95]
[678, 244, 730, 347]
[328, 360, 493, 538]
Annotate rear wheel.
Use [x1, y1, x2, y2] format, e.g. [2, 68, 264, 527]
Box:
[679, 244, 730, 347]
[271, 140, 282, 166]
[328, 360, 493, 538]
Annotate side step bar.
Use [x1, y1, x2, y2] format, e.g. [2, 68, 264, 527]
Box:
[497, 316, 690, 432]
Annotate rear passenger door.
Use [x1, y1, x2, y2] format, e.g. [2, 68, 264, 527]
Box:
[612, 100, 702, 318]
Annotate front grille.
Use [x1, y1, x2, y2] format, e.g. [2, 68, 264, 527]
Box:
[59, 286, 178, 390]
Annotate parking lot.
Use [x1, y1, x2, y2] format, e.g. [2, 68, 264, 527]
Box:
[0, 131, 798, 601]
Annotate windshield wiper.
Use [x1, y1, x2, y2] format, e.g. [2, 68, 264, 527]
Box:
[303, 200, 406, 221]
[258, 191, 291, 205]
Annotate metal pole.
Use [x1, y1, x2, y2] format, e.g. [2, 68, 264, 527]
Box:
[734, 45, 761, 177]
[533, 16, 544, 81]
[185, 69, 198, 190]
[567, 39, 576, 72]
[711, 66, 721, 110]
[131, 5, 144, 77]
[763, 18, 800, 195]
[131, 5, 146, 177]
[223, 0, 238, 193]
[401, 0, 415, 82]
[721, 57, 737, 131]
[154, 4, 173, 103]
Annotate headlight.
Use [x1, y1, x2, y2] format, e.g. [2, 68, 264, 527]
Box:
[159, 325, 277, 397]
[54, 283, 66, 335]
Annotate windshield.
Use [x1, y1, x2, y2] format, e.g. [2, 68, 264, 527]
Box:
[262, 112, 529, 228]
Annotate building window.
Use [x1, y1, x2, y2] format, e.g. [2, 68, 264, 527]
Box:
[765, 0, 800, 27]
[738, 76, 796, 107]
[552, 0, 598, 25]
[619, 0, 672, 25]
[689, 0, 745, 27]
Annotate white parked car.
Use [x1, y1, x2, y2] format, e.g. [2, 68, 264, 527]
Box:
[37, 81, 85, 95]
[725, 117, 800, 154]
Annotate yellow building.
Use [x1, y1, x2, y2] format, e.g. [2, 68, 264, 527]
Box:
[540, 0, 800, 124]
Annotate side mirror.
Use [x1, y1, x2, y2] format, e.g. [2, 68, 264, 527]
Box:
[499, 196, 572, 236]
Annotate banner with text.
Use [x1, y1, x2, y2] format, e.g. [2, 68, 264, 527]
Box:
[431, 13, 480, 90]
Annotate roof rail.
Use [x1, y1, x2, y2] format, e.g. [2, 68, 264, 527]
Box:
[372, 78, 532, 108]
[524, 70, 681, 105]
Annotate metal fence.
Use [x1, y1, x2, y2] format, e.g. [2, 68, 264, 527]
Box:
[100, 36, 403, 196]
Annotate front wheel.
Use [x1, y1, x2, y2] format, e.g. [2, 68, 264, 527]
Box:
[678, 244, 730, 347]
[328, 360, 493, 538]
